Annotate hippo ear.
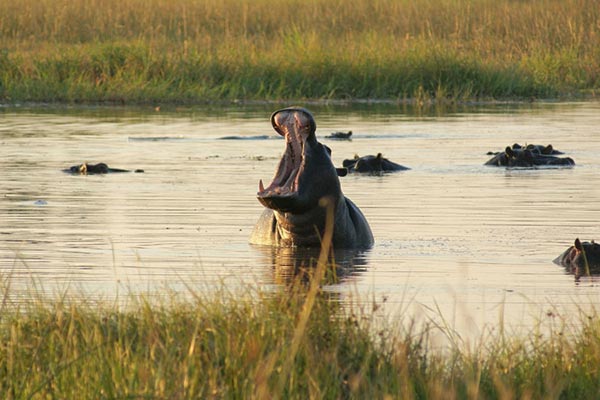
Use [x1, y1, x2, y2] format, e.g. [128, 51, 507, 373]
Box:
[336, 168, 348, 177]
[544, 144, 553, 154]
[376, 153, 383, 160]
[505, 146, 515, 157]
[575, 238, 583, 251]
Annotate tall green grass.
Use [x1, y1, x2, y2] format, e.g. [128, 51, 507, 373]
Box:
[3, 280, 600, 398]
[0, 0, 598, 103]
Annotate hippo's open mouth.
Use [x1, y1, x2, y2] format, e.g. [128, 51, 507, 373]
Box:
[257, 108, 314, 211]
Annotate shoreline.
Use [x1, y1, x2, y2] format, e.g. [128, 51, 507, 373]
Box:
[1, 94, 598, 110]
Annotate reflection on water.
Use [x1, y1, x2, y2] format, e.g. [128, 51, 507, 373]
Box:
[2, 101, 600, 340]
[251, 244, 369, 286]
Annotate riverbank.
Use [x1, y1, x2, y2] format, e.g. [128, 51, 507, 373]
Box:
[1, 283, 599, 399]
[1, 0, 598, 104]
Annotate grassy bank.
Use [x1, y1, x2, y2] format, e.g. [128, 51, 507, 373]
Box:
[0, 0, 599, 104]
[2, 286, 600, 399]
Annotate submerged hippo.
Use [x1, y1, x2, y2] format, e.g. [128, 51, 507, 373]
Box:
[250, 107, 373, 249]
[64, 163, 144, 175]
[554, 238, 600, 277]
[486, 143, 564, 156]
[326, 131, 353, 140]
[342, 153, 409, 174]
[484, 146, 574, 168]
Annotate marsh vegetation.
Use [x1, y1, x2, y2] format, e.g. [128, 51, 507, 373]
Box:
[0, 0, 599, 103]
[2, 282, 600, 399]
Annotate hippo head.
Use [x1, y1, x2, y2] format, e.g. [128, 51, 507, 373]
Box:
[257, 107, 341, 214]
[555, 238, 600, 277]
[504, 146, 536, 167]
[70, 162, 109, 175]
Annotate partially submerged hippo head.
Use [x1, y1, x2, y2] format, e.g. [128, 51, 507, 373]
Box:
[252, 107, 373, 248]
[342, 153, 409, 174]
[326, 131, 353, 140]
[64, 162, 144, 175]
[554, 238, 600, 278]
[486, 143, 564, 156]
[257, 107, 341, 213]
[75, 163, 108, 174]
[514, 143, 563, 155]
[484, 145, 574, 168]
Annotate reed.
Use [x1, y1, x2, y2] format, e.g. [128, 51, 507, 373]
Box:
[2, 225, 600, 400]
[0, 0, 598, 103]
[3, 278, 600, 398]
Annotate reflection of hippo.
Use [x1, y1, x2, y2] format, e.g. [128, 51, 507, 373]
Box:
[64, 163, 144, 174]
[342, 153, 409, 174]
[484, 146, 574, 168]
[326, 131, 352, 140]
[257, 245, 368, 286]
[250, 107, 373, 248]
[554, 238, 600, 278]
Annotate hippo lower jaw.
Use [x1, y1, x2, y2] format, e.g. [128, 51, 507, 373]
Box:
[258, 192, 304, 214]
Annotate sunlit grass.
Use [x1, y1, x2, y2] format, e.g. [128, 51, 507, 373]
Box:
[0, 0, 598, 103]
[3, 276, 600, 398]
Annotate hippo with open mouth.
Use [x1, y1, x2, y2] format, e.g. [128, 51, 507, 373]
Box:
[250, 107, 374, 248]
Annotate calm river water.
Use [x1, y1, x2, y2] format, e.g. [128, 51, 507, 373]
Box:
[2, 102, 599, 341]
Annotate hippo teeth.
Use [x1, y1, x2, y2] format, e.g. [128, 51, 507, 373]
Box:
[259, 109, 308, 199]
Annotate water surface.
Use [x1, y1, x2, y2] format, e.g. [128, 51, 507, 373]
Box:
[2, 102, 600, 340]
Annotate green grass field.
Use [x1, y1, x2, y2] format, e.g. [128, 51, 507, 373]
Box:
[0, 0, 599, 103]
